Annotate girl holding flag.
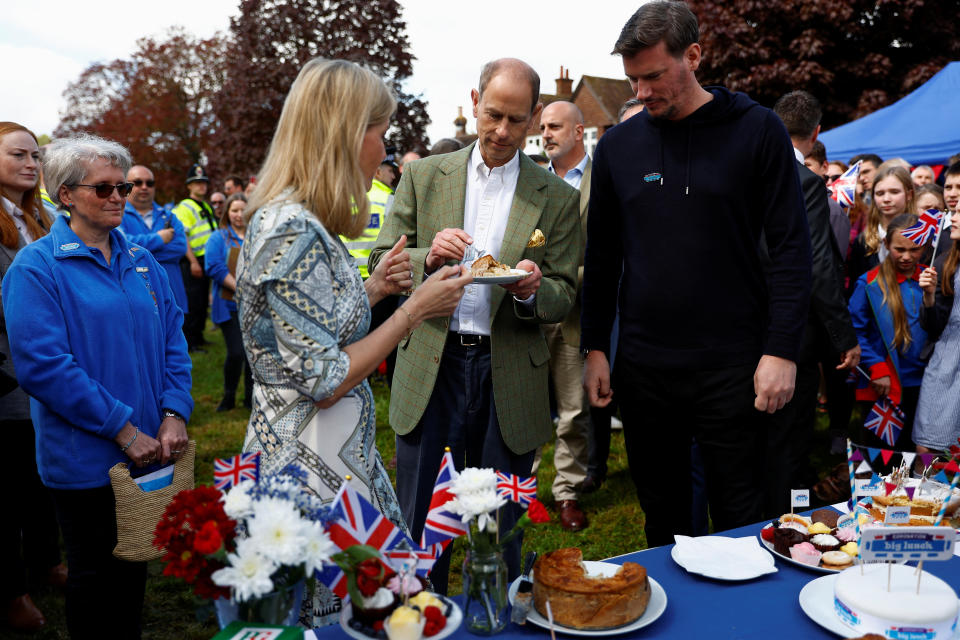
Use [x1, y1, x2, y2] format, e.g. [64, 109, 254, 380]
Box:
[848, 213, 929, 454]
[913, 211, 960, 454]
[847, 165, 917, 295]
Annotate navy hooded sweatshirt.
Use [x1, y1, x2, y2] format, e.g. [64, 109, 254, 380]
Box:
[580, 86, 812, 370]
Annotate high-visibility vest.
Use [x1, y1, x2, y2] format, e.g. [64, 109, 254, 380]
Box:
[172, 198, 217, 257]
[341, 179, 393, 279]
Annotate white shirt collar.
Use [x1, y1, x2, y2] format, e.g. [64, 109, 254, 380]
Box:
[470, 143, 520, 181]
[792, 146, 805, 164]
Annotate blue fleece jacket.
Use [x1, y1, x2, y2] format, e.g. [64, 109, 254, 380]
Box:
[204, 226, 242, 324]
[2, 216, 193, 489]
[120, 201, 188, 311]
[581, 87, 812, 369]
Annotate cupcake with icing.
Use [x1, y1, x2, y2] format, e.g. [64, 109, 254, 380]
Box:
[789, 542, 822, 566]
[810, 533, 841, 553]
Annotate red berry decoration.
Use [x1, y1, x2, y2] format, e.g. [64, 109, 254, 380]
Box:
[761, 526, 775, 541]
[423, 605, 446, 636]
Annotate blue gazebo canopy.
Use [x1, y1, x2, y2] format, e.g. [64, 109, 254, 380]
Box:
[819, 61, 960, 166]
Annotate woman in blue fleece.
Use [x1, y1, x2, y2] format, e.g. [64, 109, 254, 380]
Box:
[2, 134, 193, 639]
[205, 192, 252, 411]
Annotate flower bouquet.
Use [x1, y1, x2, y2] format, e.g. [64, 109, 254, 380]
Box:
[154, 465, 335, 627]
[445, 468, 550, 635]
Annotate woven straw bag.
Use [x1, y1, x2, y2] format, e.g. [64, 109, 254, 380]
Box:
[109, 440, 196, 561]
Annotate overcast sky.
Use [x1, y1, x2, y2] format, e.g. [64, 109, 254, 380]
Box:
[2, 0, 636, 149]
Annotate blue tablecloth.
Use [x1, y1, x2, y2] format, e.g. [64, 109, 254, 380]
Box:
[311, 513, 960, 639]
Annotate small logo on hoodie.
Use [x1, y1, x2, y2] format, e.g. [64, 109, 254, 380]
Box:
[59, 242, 80, 251]
[644, 172, 662, 183]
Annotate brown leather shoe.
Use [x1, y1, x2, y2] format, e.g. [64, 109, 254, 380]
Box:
[46, 563, 68, 588]
[7, 594, 46, 632]
[558, 500, 588, 532]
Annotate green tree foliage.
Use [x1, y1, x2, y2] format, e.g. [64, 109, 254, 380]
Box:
[690, 0, 960, 128]
[210, 0, 430, 178]
[55, 27, 226, 204]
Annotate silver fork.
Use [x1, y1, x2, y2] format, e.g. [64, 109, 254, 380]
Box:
[462, 244, 486, 263]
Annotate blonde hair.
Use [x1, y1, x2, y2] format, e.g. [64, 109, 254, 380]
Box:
[863, 165, 916, 255]
[247, 58, 396, 238]
[878, 213, 920, 351]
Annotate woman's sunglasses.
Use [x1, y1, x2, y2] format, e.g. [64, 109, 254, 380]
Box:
[69, 182, 135, 198]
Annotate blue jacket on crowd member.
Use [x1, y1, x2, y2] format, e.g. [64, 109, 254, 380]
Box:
[120, 201, 188, 312]
[204, 226, 242, 325]
[1, 215, 193, 490]
[848, 264, 928, 405]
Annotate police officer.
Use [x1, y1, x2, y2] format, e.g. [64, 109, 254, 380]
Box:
[173, 164, 218, 352]
[341, 150, 396, 279]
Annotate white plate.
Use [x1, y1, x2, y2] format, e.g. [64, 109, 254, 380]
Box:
[507, 561, 667, 636]
[471, 269, 531, 284]
[670, 539, 777, 581]
[798, 574, 854, 636]
[799, 573, 960, 639]
[339, 595, 462, 640]
[759, 523, 904, 573]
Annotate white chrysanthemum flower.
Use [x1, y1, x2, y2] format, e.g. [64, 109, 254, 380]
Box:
[451, 467, 499, 496]
[302, 521, 336, 576]
[246, 497, 309, 565]
[447, 488, 506, 529]
[221, 481, 255, 519]
[211, 538, 277, 601]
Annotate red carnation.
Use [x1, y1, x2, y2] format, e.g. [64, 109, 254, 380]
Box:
[526, 498, 550, 524]
[193, 520, 223, 555]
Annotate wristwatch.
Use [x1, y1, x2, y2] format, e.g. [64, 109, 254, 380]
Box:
[162, 409, 186, 423]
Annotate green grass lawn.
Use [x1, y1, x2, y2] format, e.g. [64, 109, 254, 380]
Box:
[7, 323, 842, 639]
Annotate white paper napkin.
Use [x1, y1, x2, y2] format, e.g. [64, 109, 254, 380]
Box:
[673, 535, 778, 580]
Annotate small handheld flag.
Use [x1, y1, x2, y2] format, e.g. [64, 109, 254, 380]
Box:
[495, 471, 538, 506]
[213, 452, 260, 490]
[830, 160, 861, 209]
[421, 450, 468, 550]
[901, 209, 943, 246]
[864, 397, 905, 447]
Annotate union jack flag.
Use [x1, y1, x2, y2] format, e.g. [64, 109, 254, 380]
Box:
[901, 209, 943, 246]
[829, 160, 861, 209]
[382, 539, 443, 577]
[421, 451, 468, 549]
[213, 452, 260, 490]
[864, 397, 905, 447]
[495, 471, 537, 505]
[316, 482, 406, 598]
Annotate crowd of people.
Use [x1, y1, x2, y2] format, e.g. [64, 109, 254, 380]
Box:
[2, 0, 960, 635]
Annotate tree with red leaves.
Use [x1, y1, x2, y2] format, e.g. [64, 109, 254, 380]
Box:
[689, 0, 960, 129]
[209, 0, 430, 178]
[55, 27, 226, 204]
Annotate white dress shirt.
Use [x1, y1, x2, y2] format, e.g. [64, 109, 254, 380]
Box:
[451, 145, 521, 336]
[548, 153, 589, 190]
[1, 196, 34, 244]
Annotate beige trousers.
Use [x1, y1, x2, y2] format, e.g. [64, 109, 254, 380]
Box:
[543, 322, 591, 501]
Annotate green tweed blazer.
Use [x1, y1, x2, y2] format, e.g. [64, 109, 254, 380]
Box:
[369, 143, 581, 455]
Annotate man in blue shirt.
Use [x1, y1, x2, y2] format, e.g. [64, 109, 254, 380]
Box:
[121, 165, 188, 312]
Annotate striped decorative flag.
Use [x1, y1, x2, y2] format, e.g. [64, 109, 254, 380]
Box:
[495, 471, 538, 505]
[901, 209, 943, 246]
[864, 397, 905, 447]
[317, 482, 406, 598]
[829, 160, 861, 208]
[213, 452, 260, 490]
[421, 451, 469, 550]
[382, 538, 443, 577]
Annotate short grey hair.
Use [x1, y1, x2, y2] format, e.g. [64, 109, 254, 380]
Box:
[44, 134, 132, 208]
[478, 58, 540, 114]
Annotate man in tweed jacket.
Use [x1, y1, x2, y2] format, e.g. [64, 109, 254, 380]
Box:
[369, 58, 580, 592]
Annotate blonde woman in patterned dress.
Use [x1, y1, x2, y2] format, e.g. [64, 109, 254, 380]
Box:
[235, 59, 470, 625]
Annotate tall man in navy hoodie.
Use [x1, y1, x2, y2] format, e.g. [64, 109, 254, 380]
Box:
[581, 0, 812, 547]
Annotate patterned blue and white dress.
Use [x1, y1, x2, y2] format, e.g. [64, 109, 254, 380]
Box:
[914, 268, 960, 451]
[235, 194, 406, 625]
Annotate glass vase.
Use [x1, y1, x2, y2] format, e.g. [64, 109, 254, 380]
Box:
[461, 549, 508, 635]
[214, 579, 305, 628]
